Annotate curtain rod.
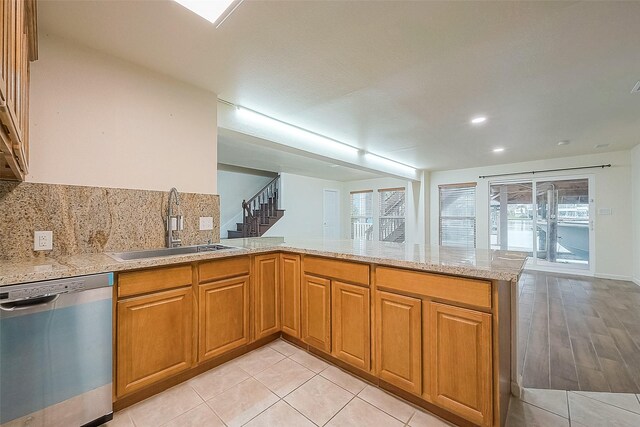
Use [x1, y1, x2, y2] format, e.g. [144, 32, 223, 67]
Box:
[479, 164, 611, 179]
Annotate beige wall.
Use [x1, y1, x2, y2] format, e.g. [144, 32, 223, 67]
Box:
[263, 173, 344, 240]
[430, 151, 633, 279]
[632, 145, 640, 284]
[28, 35, 218, 194]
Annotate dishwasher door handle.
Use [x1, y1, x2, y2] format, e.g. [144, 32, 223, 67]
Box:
[0, 294, 60, 311]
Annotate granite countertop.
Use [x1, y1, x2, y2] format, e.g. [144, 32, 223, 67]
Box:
[0, 238, 528, 286]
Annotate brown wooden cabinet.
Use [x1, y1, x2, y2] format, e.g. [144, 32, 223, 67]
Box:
[280, 253, 301, 338]
[0, 0, 36, 181]
[254, 253, 280, 340]
[301, 274, 331, 352]
[375, 290, 422, 395]
[111, 254, 504, 427]
[332, 281, 370, 371]
[199, 275, 250, 361]
[429, 302, 492, 426]
[116, 287, 194, 397]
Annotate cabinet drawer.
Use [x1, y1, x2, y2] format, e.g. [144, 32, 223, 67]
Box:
[118, 265, 192, 298]
[376, 267, 491, 309]
[198, 256, 250, 283]
[304, 256, 369, 286]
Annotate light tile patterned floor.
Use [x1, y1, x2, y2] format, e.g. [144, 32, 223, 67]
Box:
[105, 339, 640, 426]
[507, 387, 640, 427]
[106, 339, 450, 427]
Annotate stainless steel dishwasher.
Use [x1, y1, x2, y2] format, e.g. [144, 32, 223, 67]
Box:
[0, 273, 114, 427]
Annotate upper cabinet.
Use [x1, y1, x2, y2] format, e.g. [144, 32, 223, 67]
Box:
[0, 0, 37, 181]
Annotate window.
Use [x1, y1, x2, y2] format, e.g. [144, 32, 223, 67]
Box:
[350, 191, 373, 240]
[439, 183, 476, 248]
[379, 188, 405, 243]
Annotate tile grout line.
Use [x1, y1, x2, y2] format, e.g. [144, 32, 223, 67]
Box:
[566, 277, 583, 391]
[355, 386, 417, 425]
[570, 391, 640, 416]
[518, 390, 570, 421]
[280, 398, 323, 427]
[520, 273, 540, 387]
[237, 397, 281, 427]
[558, 276, 580, 391]
[597, 297, 640, 393]
[517, 273, 534, 386]
[320, 394, 358, 427]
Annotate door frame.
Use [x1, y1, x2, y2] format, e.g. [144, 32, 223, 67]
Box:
[323, 188, 341, 239]
[487, 174, 595, 275]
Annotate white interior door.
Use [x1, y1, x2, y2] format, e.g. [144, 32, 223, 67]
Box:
[323, 189, 340, 239]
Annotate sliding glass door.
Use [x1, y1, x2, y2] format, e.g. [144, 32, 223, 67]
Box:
[490, 177, 593, 272]
[535, 179, 591, 267]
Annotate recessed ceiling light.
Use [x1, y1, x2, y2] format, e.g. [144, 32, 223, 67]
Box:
[557, 140, 571, 146]
[493, 147, 505, 153]
[594, 143, 610, 149]
[471, 116, 487, 125]
[173, 0, 242, 27]
[329, 164, 339, 168]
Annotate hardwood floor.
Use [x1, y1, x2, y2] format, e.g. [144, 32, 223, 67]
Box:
[519, 270, 640, 392]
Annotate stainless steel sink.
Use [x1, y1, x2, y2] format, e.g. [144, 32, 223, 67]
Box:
[108, 244, 239, 262]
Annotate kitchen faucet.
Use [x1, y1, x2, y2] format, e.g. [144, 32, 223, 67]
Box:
[166, 187, 182, 248]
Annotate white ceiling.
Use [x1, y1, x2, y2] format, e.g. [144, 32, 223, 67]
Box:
[218, 128, 381, 182]
[39, 1, 640, 171]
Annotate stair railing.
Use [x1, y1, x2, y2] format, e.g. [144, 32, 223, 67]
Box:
[241, 175, 280, 237]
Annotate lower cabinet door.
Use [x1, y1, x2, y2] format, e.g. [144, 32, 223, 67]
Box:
[302, 274, 331, 352]
[280, 253, 301, 338]
[430, 302, 492, 426]
[332, 281, 370, 371]
[117, 287, 193, 397]
[254, 254, 280, 340]
[375, 290, 422, 395]
[199, 276, 250, 361]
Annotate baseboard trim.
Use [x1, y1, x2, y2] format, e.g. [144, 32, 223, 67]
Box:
[633, 277, 640, 287]
[524, 264, 594, 278]
[594, 273, 634, 281]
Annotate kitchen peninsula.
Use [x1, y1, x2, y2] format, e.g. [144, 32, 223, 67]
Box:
[0, 238, 526, 427]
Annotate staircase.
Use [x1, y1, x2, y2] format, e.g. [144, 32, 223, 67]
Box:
[227, 175, 285, 238]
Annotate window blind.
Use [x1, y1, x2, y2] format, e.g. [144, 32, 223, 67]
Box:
[379, 188, 405, 243]
[439, 184, 476, 248]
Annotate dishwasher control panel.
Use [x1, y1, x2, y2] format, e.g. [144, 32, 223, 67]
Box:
[0, 280, 86, 301]
[0, 273, 113, 303]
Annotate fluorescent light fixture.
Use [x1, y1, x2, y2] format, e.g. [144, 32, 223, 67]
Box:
[364, 152, 416, 174]
[235, 106, 360, 156]
[493, 147, 505, 153]
[173, 0, 240, 27]
[471, 116, 487, 125]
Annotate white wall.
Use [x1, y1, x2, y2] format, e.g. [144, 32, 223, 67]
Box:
[263, 173, 343, 240]
[218, 166, 275, 237]
[430, 151, 633, 279]
[341, 176, 427, 244]
[632, 145, 640, 284]
[28, 35, 218, 194]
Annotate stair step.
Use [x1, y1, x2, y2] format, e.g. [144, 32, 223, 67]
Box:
[227, 230, 243, 239]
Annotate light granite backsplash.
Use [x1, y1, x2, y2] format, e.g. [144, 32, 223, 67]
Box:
[0, 181, 220, 260]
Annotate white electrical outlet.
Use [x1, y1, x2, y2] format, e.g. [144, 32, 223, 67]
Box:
[34, 231, 53, 251]
[199, 217, 214, 231]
